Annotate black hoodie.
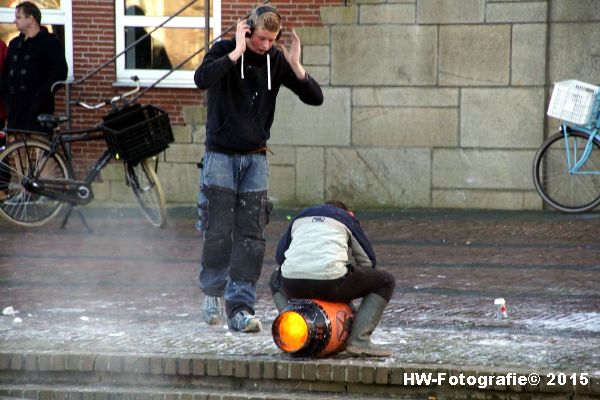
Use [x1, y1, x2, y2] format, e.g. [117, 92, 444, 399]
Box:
[194, 39, 323, 153]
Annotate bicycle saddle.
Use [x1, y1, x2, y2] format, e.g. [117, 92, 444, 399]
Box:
[37, 114, 70, 129]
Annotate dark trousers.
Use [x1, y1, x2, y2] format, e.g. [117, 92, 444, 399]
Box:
[269, 265, 396, 303]
[0, 119, 8, 191]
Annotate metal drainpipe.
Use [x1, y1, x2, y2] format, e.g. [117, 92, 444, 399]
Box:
[205, 0, 210, 55]
[65, 83, 71, 131]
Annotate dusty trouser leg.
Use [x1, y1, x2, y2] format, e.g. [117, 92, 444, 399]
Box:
[222, 152, 269, 333]
[225, 190, 268, 318]
[199, 185, 236, 294]
[197, 152, 236, 293]
[198, 184, 236, 325]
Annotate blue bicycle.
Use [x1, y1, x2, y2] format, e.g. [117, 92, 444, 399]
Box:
[533, 80, 600, 213]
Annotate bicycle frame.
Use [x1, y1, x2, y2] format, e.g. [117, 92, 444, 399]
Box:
[559, 104, 600, 175]
[559, 124, 599, 175]
[10, 125, 114, 206]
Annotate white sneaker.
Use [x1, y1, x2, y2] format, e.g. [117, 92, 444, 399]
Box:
[228, 309, 262, 333]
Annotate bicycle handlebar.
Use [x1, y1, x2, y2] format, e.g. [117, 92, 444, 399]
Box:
[66, 76, 141, 110]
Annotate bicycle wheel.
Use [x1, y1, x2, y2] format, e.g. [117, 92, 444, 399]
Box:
[126, 157, 167, 227]
[533, 131, 600, 213]
[0, 139, 70, 226]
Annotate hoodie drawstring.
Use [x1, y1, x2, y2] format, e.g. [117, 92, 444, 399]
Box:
[241, 53, 245, 80]
[240, 52, 272, 91]
[267, 53, 271, 91]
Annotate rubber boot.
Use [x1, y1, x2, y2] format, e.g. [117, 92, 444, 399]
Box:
[272, 291, 288, 313]
[345, 293, 392, 357]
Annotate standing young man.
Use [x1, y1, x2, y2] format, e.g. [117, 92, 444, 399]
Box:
[0, 1, 68, 132]
[194, 5, 323, 332]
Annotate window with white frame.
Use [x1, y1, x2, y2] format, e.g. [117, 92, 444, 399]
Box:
[0, 0, 73, 81]
[115, 0, 220, 88]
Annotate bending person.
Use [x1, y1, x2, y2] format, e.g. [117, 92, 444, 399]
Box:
[269, 200, 396, 357]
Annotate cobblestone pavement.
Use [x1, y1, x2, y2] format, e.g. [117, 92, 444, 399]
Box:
[0, 207, 599, 376]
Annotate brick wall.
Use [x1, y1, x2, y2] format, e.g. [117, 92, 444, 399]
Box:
[63, 0, 341, 169]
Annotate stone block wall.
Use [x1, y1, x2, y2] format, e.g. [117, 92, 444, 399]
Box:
[99, 0, 600, 210]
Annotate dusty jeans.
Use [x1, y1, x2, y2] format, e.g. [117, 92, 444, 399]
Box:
[197, 151, 270, 318]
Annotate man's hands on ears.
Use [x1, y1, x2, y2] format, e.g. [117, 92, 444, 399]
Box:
[228, 19, 249, 62]
[228, 22, 308, 80]
[276, 29, 306, 80]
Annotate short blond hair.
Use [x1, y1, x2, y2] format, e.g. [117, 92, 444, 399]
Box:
[250, 5, 281, 34]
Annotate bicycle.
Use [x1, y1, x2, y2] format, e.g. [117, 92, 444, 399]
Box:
[533, 79, 600, 213]
[0, 76, 172, 229]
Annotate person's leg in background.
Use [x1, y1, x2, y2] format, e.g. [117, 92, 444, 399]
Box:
[269, 268, 288, 313]
[225, 152, 270, 332]
[0, 119, 9, 200]
[197, 151, 236, 325]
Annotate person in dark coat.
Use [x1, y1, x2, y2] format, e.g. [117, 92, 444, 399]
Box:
[0, 39, 8, 199]
[0, 1, 68, 133]
[125, 5, 172, 70]
[0, 39, 8, 130]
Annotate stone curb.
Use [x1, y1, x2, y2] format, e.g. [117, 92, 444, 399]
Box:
[1, 351, 598, 398]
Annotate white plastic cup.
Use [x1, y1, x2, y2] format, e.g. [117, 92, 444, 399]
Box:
[494, 298, 508, 319]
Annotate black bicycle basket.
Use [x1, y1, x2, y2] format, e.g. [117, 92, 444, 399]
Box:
[102, 104, 174, 163]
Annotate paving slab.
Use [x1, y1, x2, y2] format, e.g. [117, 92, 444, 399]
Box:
[0, 207, 598, 379]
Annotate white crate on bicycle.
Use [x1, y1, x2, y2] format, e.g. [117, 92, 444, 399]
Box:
[547, 79, 600, 126]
